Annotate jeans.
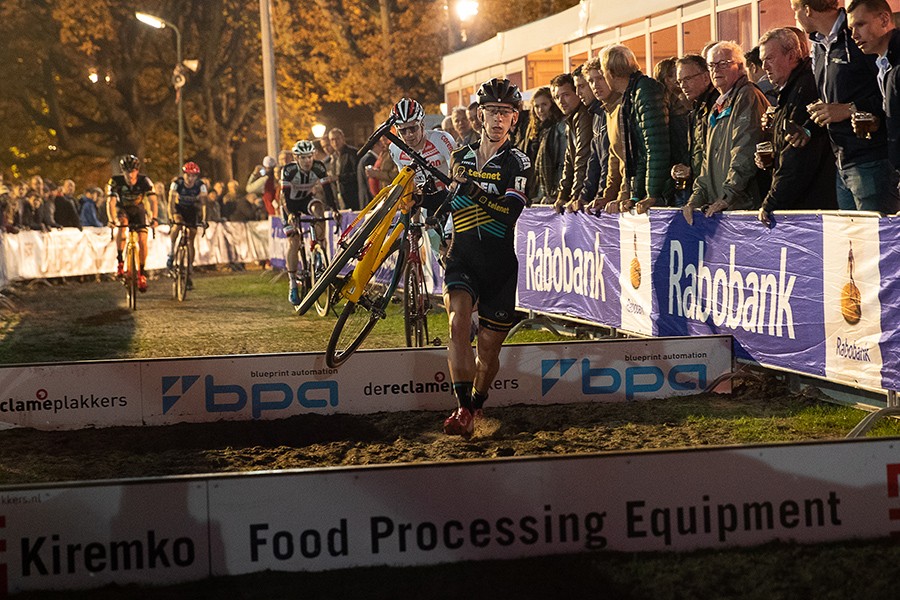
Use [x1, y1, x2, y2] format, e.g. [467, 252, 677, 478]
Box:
[835, 158, 900, 212]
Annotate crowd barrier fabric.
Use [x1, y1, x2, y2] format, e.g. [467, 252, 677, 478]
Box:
[0, 222, 271, 281]
[516, 207, 896, 392]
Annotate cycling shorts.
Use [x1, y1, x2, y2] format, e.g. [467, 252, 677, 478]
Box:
[173, 204, 200, 227]
[443, 238, 519, 332]
[116, 202, 148, 230]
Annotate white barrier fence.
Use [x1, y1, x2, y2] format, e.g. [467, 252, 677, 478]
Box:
[2, 438, 898, 594]
[0, 337, 732, 431]
[0, 221, 272, 284]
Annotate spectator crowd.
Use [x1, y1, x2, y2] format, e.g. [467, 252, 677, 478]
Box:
[5, 0, 900, 237]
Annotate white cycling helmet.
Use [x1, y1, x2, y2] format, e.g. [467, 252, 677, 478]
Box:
[292, 140, 315, 156]
[391, 98, 425, 126]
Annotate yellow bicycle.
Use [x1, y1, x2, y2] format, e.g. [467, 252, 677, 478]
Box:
[294, 116, 452, 367]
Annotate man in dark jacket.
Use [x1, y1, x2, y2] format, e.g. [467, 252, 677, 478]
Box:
[572, 62, 610, 213]
[847, 0, 900, 173]
[327, 128, 359, 210]
[756, 28, 838, 226]
[793, 0, 899, 212]
[673, 54, 720, 206]
[551, 72, 593, 213]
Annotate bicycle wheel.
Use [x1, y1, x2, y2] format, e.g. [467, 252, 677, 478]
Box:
[403, 260, 430, 348]
[310, 244, 332, 317]
[295, 184, 403, 316]
[174, 241, 189, 301]
[325, 238, 405, 368]
[297, 245, 312, 300]
[126, 245, 138, 311]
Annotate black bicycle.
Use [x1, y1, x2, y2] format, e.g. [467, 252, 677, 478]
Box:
[292, 212, 339, 317]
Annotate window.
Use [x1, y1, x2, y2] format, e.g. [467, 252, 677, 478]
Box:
[758, 0, 797, 36]
[682, 15, 712, 56]
[622, 35, 647, 72]
[650, 26, 678, 73]
[718, 4, 753, 51]
[526, 45, 564, 89]
[569, 52, 588, 72]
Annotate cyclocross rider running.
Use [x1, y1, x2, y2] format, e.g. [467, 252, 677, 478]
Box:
[107, 155, 158, 292]
[281, 140, 338, 306]
[422, 78, 533, 437]
[384, 98, 457, 189]
[167, 161, 208, 291]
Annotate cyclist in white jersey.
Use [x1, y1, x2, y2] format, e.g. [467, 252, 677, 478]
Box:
[385, 98, 457, 250]
[387, 98, 456, 186]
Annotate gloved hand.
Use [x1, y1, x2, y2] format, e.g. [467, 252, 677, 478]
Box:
[283, 223, 297, 237]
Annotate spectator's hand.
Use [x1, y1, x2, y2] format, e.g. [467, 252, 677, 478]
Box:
[670, 164, 691, 180]
[807, 101, 852, 126]
[704, 199, 729, 217]
[586, 199, 603, 215]
[552, 198, 566, 214]
[635, 198, 656, 214]
[758, 207, 772, 227]
[566, 198, 584, 213]
[682, 204, 695, 226]
[604, 199, 622, 214]
[619, 198, 635, 213]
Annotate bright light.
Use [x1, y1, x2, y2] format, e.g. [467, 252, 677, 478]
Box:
[440, 102, 448, 115]
[311, 123, 327, 138]
[455, 0, 478, 21]
[88, 71, 99, 84]
[135, 12, 165, 29]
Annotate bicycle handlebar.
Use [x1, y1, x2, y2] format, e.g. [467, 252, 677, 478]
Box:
[357, 116, 454, 188]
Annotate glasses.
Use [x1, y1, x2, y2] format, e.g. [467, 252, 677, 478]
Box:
[482, 106, 517, 117]
[676, 72, 706, 86]
[397, 125, 419, 136]
[708, 60, 736, 71]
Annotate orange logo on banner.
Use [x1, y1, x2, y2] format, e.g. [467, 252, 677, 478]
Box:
[630, 233, 641, 289]
[841, 242, 861, 325]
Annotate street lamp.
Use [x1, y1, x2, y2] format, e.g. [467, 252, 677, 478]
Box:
[311, 123, 327, 139]
[135, 11, 184, 168]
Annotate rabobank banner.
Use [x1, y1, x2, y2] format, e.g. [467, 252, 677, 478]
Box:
[516, 209, 897, 392]
[0, 337, 731, 430]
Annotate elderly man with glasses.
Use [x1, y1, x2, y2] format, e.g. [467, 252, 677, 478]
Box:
[683, 41, 771, 224]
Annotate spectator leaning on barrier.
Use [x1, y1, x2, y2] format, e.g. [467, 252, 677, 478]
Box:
[655, 56, 692, 206]
[551, 72, 593, 213]
[54, 179, 82, 229]
[570, 63, 610, 214]
[756, 28, 838, 226]
[847, 0, 900, 172]
[792, 0, 900, 212]
[673, 54, 720, 206]
[601, 44, 671, 215]
[79, 188, 105, 228]
[519, 87, 566, 204]
[584, 55, 628, 214]
[683, 41, 770, 225]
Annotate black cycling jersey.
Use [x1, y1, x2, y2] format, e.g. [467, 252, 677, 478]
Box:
[107, 174, 155, 229]
[280, 160, 336, 217]
[107, 174, 155, 206]
[445, 139, 532, 243]
[438, 138, 532, 332]
[170, 177, 206, 207]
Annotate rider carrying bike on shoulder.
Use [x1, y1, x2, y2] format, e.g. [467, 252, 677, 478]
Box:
[167, 161, 208, 290]
[281, 139, 338, 306]
[420, 78, 533, 438]
[107, 154, 158, 292]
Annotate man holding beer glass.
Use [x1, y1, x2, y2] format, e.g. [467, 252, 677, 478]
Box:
[755, 28, 837, 226]
[791, 0, 898, 212]
[847, 0, 900, 174]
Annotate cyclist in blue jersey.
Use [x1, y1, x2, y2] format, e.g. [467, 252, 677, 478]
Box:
[167, 161, 208, 290]
[107, 155, 158, 292]
[421, 78, 533, 437]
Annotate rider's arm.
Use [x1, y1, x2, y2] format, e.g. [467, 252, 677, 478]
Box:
[167, 184, 178, 222]
[200, 188, 208, 223]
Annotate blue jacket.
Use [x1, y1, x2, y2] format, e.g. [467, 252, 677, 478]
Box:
[811, 9, 887, 168]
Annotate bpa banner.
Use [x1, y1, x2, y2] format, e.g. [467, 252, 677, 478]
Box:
[516, 209, 894, 392]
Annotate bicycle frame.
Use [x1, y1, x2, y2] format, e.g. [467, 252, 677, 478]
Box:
[336, 166, 417, 304]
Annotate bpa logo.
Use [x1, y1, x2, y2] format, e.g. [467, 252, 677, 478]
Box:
[541, 360, 706, 400]
[162, 375, 338, 418]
